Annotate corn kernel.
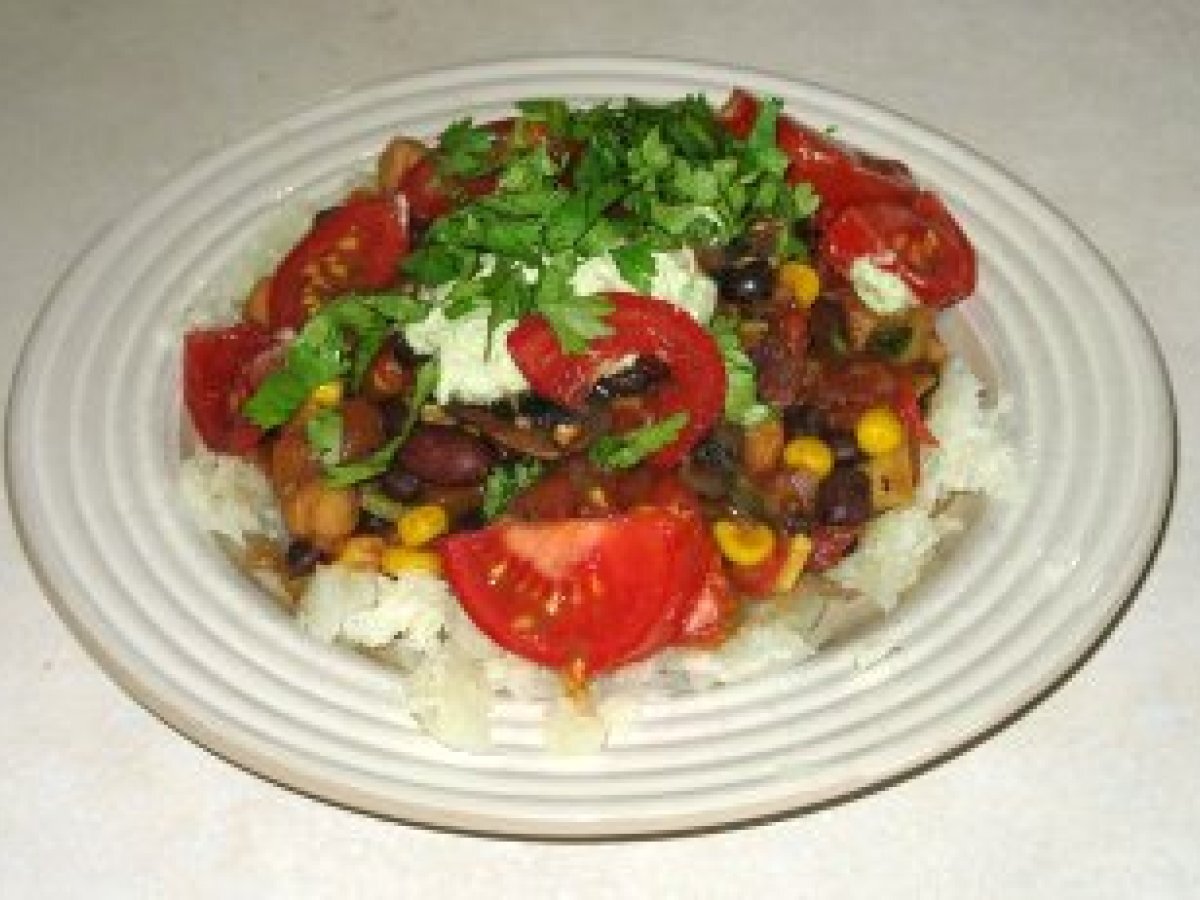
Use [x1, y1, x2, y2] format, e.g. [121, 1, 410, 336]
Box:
[779, 262, 820, 309]
[336, 535, 386, 571]
[380, 546, 442, 577]
[712, 519, 776, 567]
[396, 504, 449, 548]
[310, 380, 344, 407]
[783, 436, 834, 478]
[772, 534, 813, 593]
[855, 405, 905, 457]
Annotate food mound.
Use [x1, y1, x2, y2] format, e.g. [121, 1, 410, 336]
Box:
[180, 89, 1013, 751]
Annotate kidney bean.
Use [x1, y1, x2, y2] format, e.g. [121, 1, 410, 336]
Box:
[397, 424, 495, 486]
[340, 398, 386, 461]
[816, 467, 871, 526]
[379, 467, 423, 502]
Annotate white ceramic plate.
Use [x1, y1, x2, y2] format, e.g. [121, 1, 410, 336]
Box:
[7, 58, 1174, 837]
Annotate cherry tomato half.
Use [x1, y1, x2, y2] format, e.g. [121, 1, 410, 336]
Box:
[439, 506, 731, 675]
[267, 194, 409, 330]
[183, 323, 280, 453]
[506, 293, 727, 468]
[718, 88, 917, 212]
[819, 192, 977, 308]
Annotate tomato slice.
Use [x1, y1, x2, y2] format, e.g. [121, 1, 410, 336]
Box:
[506, 293, 727, 468]
[183, 324, 280, 453]
[267, 194, 409, 330]
[718, 88, 916, 212]
[440, 506, 730, 674]
[819, 192, 977, 308]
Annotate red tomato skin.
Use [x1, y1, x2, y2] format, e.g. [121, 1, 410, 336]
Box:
[267, 194, 409, 330]
[819, 192, 977, 308]
[183, 324, 279, 453]
[894, 377, 939, 446]
[506, 293, 727, 468]
[718, 89, 917, 212]
[439, 507, 729, 674]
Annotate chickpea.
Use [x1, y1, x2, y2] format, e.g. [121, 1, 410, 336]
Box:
[377, 137, 427, 194]
[743, 418, 785, 476]
[243, 276, 272, 327]
[283, 478, 360, 550]
[270, 429, 319, 495]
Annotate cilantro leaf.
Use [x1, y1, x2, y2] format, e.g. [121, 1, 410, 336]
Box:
[533, 258, 613, 353]
[710, 315, 770, 427]
[241, 316, 345, 428]
[589, 413, 689, 470]
[321, 359, 438, 488]
[610, 242, 656, 293]
[305, 407, 343, 466]
[436, 118, 495, 179]
[241, 292, 427, 430]
[482, 459, 543, 520]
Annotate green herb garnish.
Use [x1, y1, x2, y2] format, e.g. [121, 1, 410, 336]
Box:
[710, 315, 770, 427]
[589, 413, 688, 470]
[242, 292, 426, 428]
[404, 94, 819, 355]
[482, 459, 544, 520]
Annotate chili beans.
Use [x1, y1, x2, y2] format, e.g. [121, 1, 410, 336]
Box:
[396, 424, 495, 486]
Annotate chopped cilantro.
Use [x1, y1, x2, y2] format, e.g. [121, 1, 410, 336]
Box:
[710, 315, 771, 427]
[404, 93, 818, 356]
[589, 413, 688, 469]
[482, 459, 544, 520]
[305, 408, 343, 466]
[241, 292, 426, 428]
[321, 359, 439, 488]
[435, 118, 495, 179]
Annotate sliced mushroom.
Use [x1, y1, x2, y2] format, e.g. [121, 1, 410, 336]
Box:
[451, 402, 608, 460]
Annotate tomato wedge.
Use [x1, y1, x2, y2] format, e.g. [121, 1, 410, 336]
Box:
[819, 192, 977, 308]
[267, 194, 409, 330]
[718, 88, 916, 212]
[440, 506, 730, 674]
[506, 293, 726, 468]
[183, 323, 280, 453]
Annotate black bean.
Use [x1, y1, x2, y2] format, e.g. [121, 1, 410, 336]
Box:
[517, 394, 580, 427]
[692, 426, 741, 473]
[356, 510, 394, 536]
[379, 399, 410, 438]
[825, 429, 864, 466]
[816, 468, 871, 526]
[779, 508, 813, 536]
[379, 467, 423, 502]
[782, 403, 826, 438]
[591, 356, 670, 400]
[284, 539, 323, 577]
[717, 257, 774, 305]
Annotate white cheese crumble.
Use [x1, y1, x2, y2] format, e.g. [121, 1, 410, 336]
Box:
[570, 248, 717, 324]
[403, 309, 530, 405]
[850, 257, 917, 314]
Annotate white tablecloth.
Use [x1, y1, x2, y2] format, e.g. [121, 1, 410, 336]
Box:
[3, 2, 1196, 897]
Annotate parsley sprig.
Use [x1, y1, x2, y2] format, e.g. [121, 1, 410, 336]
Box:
[404, 95, 818, 353]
